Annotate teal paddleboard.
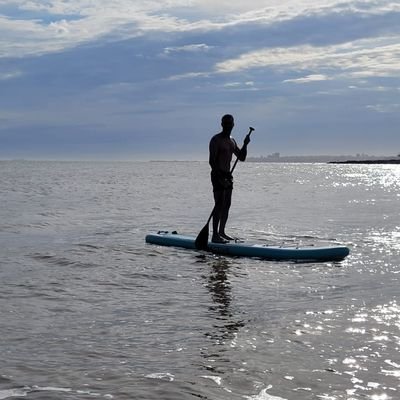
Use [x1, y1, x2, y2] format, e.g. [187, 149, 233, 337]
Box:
[145, 231, 350, 262]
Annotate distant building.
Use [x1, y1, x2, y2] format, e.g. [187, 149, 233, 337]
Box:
[268, 153, 280, 160]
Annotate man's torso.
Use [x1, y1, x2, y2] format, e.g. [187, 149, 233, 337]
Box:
[210, 133, 237, 172]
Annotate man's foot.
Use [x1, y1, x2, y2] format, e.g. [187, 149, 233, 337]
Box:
[219, 232, 235, 241]
[211, 234, 229, 244]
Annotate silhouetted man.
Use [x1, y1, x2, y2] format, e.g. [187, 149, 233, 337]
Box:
[209, 114, 250, 243]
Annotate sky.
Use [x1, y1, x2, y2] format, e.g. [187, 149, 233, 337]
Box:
[0, 0, 399, 160]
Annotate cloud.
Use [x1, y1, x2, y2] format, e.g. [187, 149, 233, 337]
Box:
[163, 43, 212, 54]
[283, 74, 331, 84]
[1, 0, 400, 58]
[366, 103, 400, 113]
[0, 14, 119, 57]
[223, 81, 257, 91]
[167, 71, 210, 81]
[0, 70, 22, 80]
[215, 36, 400, 79]
[190, 0, 400, 22]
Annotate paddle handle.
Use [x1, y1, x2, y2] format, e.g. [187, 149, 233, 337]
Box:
[230, 127, 254, 174]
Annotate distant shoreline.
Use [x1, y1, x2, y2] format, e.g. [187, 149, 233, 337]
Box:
[248, 155, 400, 164]
[329, 159, 400, 164]
[1, 157, 399, 164]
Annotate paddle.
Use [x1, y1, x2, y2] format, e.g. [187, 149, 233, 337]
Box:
[195, 127, 255, 250]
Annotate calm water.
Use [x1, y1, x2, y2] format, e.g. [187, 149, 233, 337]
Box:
[0, 161, 399, 400]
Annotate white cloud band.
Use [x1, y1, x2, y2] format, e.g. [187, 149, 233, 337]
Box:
[1, 0, 400, 57]
[215, 37, 400, 78]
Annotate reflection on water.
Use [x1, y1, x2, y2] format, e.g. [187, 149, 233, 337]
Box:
[203, 258, 245, 344]
[207, 259, 233, 316]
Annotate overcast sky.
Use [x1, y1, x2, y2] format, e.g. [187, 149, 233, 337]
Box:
[1, 0, 399, 160]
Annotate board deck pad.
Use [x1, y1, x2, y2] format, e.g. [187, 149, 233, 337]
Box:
[145, 231, 350, 262]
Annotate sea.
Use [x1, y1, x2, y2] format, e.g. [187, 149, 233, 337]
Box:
[0, 160, 399, 400]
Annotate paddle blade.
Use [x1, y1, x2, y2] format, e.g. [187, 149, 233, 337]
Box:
[195, 223, 209, 250]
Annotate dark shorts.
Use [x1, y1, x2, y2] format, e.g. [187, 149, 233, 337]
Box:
[211, 171, 233, 192]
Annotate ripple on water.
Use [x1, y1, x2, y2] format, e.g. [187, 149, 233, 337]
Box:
[244, 386, 287, 400]
[0, 386, 114, 399]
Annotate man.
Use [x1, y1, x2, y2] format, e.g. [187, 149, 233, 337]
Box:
[209, 114, 250, 243]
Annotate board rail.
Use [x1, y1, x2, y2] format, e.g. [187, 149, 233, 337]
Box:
[145, 231, 350, 262]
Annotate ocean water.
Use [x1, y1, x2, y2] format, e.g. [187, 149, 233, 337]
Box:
[0, 160, 399, 400]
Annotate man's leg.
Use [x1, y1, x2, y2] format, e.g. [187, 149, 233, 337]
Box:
[212, 190, 228, 243]
[219, 189, 234, 240]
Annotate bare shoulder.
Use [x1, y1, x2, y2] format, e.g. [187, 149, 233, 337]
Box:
[210, 132, 222, 145]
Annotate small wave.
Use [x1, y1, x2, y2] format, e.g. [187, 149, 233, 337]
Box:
[121, 272, 177, 282]
[76, 243, 102, 250]
[0, 388, 27, 399]
[244, 386, 287, 400]
[30, 253, 97, 268]
[145, 372, 174, 381]
[0, 385, 112, 399]
[30, 253, 70, 266]
[202, 375, 222, 385]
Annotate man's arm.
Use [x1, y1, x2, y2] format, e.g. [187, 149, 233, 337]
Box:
[238, 146, 247, 162]
[233, 136, 250, 162]
[209, 136, 218, 170]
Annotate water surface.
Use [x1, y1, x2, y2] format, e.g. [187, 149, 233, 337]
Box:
[1, 161, 399, 399]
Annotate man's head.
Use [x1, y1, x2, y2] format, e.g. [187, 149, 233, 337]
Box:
[221, 114, 234, 132]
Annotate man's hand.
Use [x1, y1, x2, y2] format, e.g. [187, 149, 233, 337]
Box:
[244, 133, 251, 146]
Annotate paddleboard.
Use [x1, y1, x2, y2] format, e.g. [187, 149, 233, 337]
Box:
[145, 231, 350, 262]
